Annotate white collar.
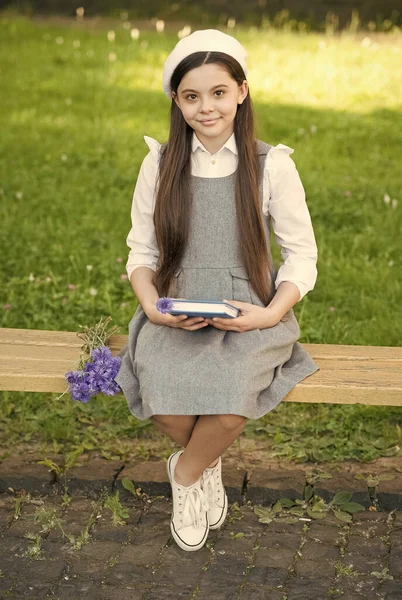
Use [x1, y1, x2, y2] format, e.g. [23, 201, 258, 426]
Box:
[191, 131, 238, 156]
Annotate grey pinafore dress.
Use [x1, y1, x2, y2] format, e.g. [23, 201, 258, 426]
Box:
[115, 140, 320, 420]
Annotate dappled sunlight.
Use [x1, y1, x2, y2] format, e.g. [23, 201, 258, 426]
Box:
[247, 36, 401, 112]
[106, 30, 402, 113]
[110, 61, 164, 94]
[236, 32, 402, 113]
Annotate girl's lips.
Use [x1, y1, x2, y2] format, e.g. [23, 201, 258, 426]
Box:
[199, 118, 219, 125]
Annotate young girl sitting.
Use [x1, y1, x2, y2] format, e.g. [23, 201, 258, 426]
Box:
[115, 29, 320, 552]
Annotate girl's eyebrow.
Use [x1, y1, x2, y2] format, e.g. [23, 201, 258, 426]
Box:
[181, 84, 229, 94]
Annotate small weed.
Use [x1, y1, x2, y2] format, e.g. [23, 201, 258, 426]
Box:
[103, 490, 129, 526]
[226, 502, 243, 523]
[33, 506, 63, 534]
[354, 472, 397, 509]
[67, 529, 90, 550]
[306, 473, 366, 522]
[13, 493, 28, 519]
[107, 555, 120, 567]
[67, 489, 106, 550]
[37, 446, 84, 502]
[335, 561, 359, 577]
[121, 478, 141, 500]
[230, 531, 245, 540]
[254, 483, 365, 525]
[23, 533, 45, 560]
[371, 566, 394, 582]
[61, 489, 72, 509]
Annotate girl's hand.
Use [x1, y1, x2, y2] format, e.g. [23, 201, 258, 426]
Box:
[204, 299, 280, 332]
[145, 303, 209, 331]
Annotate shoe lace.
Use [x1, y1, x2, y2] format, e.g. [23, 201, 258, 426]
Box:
[177, 484, 207, 529]
[202, 466, 222, 510]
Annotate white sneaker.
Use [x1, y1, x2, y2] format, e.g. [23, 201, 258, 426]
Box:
[166, 450, 209, 551]
[201, 456, 228, 530]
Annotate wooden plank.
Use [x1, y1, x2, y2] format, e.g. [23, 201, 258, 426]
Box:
[284, 387, 402, 406]
[0, 328, 127, 351]
[0, 365, 401, 404]
[0, 349, 399, 382]
[0, 328, 83, 347]
[0, 344, 84, 362]
[1, 329, 401, 362]
[301, 343, 402, 361]
[0, 328, 401, 405]
[306, 358, 402, 375]
[1, 356, 401, 404]
[0, 343, 122, 362]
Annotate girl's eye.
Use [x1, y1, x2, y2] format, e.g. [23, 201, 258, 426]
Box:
[185, 91, 225, 101]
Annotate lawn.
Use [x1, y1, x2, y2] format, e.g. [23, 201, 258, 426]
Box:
[1, 13, 401, 464]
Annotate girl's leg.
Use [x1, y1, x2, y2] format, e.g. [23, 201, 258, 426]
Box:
[151, 415, 198, 447]
[174, 414, 247, 486]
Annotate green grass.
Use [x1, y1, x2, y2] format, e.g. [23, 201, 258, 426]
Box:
[1, 14, 401, 463]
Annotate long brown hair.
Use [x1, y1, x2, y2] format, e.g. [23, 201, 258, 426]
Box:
[153, 51, 276, 307]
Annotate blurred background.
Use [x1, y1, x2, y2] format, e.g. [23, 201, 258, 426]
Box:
[1, 0, 402, 30]
[0, 2, 401, 465]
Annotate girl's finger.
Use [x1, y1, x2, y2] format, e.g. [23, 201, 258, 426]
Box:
[173, 314, 202, 322]
[209, 323, 241, 332]
[183, 322, 209, 331]
[183, 317, 205, 325]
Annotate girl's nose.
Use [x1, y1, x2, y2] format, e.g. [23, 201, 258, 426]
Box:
[200, 99, 214, 113]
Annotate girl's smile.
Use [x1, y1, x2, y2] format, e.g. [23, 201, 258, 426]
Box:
[199, 118, 220, 125]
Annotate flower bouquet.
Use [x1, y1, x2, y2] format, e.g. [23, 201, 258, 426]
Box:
[57, 316, 122, 403]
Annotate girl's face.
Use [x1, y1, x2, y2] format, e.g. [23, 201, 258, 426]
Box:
[173, 62, 248, 152]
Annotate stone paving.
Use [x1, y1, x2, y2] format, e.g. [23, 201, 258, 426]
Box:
[1, 451, 402, 599]
[1, 484, 401, 600]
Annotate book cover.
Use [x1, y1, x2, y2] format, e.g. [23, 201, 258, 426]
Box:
[157, 298, 240, 319]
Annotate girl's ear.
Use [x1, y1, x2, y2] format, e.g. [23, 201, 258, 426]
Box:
[238, 80, 249, 105]
[172, 91, 180, 107]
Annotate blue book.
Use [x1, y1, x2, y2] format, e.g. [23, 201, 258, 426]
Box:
[168, 299, 240, 319]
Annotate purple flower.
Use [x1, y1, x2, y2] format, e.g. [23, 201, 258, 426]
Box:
[101, 379, 121, 396]
[66, 345, 122, 401]
[87, 361, 112, 389]
[70, 383, 92, 403]
[66, 370, 83, 385]
[91, 346, 113, 363]
[66, 371, 94, 403]
[156, 297, 173, 314]
[108, 356, 122, 379]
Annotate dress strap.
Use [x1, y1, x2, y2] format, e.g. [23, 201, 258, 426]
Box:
[255, 139, 272, 155]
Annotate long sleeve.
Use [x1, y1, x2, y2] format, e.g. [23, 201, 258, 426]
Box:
[125, 137, 161, 280]
[262, 144, 318, 302]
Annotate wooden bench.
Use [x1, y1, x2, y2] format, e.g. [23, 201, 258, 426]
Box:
[1, 328, 401, 405]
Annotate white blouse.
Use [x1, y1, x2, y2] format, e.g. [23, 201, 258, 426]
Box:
[125, 132, 318, 302]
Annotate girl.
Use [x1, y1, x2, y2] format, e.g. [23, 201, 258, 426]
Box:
[115, 29, 320, 552]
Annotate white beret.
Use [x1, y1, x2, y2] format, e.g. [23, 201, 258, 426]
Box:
[162, 29, 248, 98]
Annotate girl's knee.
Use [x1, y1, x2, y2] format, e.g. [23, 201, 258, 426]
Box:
[217, 414, 247, 431]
